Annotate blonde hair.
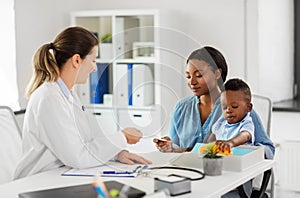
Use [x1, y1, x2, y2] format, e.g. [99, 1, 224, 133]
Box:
[26, 44, 59, 96]
[26, 26, 99, 97]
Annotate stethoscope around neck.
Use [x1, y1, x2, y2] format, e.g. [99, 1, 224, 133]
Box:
[66, 93, 86, 112]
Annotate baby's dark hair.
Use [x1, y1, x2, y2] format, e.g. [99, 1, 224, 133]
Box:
[224, 78, 251, 102]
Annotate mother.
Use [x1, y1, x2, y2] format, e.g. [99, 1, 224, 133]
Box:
[154, 46, 274, 160]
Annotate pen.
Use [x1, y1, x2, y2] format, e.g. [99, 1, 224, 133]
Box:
[102, 171, 133, 174]
[102, 165, 143, 175]
[92, 182, 107, 198]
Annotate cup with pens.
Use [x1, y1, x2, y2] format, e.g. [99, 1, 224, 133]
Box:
[92, 165, 148, 198]
[92, 176, 109, 198]
[92, 174, 131, 198]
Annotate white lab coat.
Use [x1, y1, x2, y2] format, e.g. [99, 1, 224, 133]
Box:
[14, 81, 126, 179]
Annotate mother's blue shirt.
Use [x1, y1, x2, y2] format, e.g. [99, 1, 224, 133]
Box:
[169, 96, 275, 159]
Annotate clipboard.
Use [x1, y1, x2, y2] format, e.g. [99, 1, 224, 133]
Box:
[61, 164, 145, 178]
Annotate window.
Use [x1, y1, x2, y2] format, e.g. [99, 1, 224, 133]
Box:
[296, 0, 300, 100]
[0, 1, 19, 110]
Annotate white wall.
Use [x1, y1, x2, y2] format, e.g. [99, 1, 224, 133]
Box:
[271, 112, 300, 142]
[0, 0, 19, 110]
[14, 0, 245, 108]
[246, 0, 294, 101]
[257, 0, 294, 101]
[15, 0, 294, 107]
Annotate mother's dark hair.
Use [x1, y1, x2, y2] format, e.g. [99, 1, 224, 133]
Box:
[187, 46, 228, 90]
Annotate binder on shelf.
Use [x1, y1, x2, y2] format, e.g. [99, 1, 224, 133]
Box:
[128, 63, 133, 105]
[115, 17, 139, 59]
[114, 63, 154, 106]
[113, 64, 129, 106]
[89, 63, 109, 104]
[132, 64, 154, 106]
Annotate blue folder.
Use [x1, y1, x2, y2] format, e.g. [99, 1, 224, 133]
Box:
[127, 63, 133, 105]
[90, 63, 109, 104]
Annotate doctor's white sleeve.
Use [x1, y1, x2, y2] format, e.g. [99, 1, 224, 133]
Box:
[37, 96, 127, 169]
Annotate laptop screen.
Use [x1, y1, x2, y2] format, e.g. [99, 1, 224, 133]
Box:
[19, 180, 145, 198]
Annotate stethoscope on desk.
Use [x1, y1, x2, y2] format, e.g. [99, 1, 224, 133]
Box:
[140, 166, 205, 181]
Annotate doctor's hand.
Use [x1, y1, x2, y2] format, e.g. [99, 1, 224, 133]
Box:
[117, 150, 152, 165]
[122, 127, 142, 144]
[153, 136, 173, 152]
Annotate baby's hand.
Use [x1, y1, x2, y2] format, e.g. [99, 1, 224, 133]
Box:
[215, 140, 233, 155]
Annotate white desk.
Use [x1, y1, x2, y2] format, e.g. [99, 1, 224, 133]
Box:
[0, 153, 274, 198]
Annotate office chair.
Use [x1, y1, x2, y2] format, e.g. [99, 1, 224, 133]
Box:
[252, 94, 275, 198]
[238, 94, 274, 198]
[0, 106, 22, 184]
[252, 94, 272, 137]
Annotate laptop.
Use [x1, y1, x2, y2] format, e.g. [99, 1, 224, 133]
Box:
[19, 180, 145, 198]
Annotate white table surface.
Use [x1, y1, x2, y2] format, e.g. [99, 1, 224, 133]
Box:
[0, 152, 274, 198]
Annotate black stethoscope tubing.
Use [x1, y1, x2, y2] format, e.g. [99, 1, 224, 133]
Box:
[148, 166, 205, 181]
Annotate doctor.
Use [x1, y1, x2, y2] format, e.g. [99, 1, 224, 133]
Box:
[14, 26, 151, 179]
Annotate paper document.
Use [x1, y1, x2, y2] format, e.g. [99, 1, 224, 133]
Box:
[62, 161, 145, 177]
[61, 151, 181, 177]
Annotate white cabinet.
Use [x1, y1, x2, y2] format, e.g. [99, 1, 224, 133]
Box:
[118, 107, 161, 153]
[86, 107, 118, 134]
[71, 10, 161, 136]
[118, 108, 161, 137]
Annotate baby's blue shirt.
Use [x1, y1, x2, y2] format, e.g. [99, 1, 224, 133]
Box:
[212, 112, 255, 144]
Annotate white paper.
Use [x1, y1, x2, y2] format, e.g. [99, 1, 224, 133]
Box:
[62, 161, 142, 177]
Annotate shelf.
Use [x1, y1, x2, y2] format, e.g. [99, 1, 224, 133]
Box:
[273, 98, 300, 112]
[85, 104, 158, 111]
[115, 58, 156, 64]
[72, 9, 161, 134]
[96, 58, 156, 64]
[96, 58, 114, 63]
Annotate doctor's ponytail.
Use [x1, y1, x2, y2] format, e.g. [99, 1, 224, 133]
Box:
[26, 26, 99, 97]
[26, 43, 59, 97]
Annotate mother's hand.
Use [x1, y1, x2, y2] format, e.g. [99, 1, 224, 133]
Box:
[153, 136, 173, 152]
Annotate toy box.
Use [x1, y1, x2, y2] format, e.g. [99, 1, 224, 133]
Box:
[171, 143, 264, 172]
